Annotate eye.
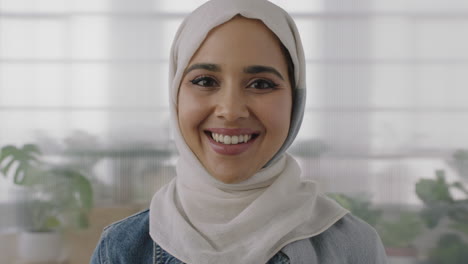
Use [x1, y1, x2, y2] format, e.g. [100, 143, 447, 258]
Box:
[190, 76, 218, 87]
[248, 79, 278, 90]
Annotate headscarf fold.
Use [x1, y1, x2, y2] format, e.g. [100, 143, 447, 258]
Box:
[150, 0, 347, 263]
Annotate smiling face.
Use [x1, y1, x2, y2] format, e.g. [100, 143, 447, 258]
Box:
[177, 17, 292, 184]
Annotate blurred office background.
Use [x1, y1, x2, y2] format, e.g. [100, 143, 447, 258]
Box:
[1, 0, 468, 263]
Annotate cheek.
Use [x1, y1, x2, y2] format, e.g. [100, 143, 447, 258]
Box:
[177, 88, 194, 134]
[178, 87, 207, 134]
[264, 95, 292, 137]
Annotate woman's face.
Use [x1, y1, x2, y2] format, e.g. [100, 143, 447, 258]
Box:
[178, 17, 292, 183]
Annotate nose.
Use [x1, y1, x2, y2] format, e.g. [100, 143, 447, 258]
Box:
[214, 86, 249, 122]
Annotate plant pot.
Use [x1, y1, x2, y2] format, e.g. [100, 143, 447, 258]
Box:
[386, 247, 418, 264]
[17, 231, 68, 263]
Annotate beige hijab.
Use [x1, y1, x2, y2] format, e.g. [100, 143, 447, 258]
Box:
[149, 0, 347, 263]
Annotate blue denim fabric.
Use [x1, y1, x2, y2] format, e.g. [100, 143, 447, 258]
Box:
[90, 210, 290, 264]
[90, 210, 154, 264]
[90, 210, 387, 264]
[153, 243, 289, 264]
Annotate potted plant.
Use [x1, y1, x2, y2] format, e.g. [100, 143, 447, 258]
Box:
[0, 143, 93, 263]
[415, 169, 468, 264]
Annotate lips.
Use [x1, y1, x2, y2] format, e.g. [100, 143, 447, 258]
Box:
[204, 128, 260, 155]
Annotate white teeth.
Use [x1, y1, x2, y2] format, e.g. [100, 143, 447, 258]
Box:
[210, 133, 254, 145]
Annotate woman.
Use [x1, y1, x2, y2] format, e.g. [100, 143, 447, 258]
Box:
[91, 0, 387, 263]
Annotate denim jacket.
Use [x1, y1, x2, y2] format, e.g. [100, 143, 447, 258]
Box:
[90, 210, 387, 264]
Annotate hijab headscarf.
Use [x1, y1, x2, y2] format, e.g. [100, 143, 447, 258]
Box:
[149, 0, 347, 263]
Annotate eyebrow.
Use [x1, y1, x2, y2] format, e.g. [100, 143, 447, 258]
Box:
[183, 63, 284, 80]
[243, 65, 284, 80]
[184, 63, 221, 75]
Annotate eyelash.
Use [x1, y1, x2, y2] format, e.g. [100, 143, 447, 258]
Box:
[190, 76, 218, 87]
[189, 76, 279, 90]
[248, 79, 279, 90]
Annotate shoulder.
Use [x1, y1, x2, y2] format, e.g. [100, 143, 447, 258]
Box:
[320, 213, 380, 244]
[309, 214, 388, 263]
[103, 209, 150, 237]
[90, 209, 153, 264]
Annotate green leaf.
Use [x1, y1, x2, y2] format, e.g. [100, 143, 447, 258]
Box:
[20, 167, 50, 186]
[0, 144, 43, 184]
[52, 168, 93, 211]
[415, 170, 453, 205]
